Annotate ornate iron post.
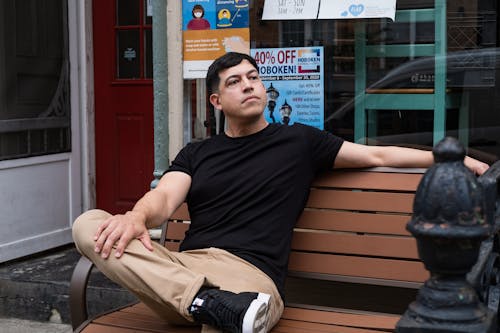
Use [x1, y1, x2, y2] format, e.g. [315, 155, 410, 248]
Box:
[396, 137, 496, 332]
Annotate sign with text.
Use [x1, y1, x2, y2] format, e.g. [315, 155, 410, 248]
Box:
[251, 47, 324, 129]
[318, 0, 396, 20]
[262, 0, 396, 21]
[262, 0, 320, 20]
[183, 0, 250, 79]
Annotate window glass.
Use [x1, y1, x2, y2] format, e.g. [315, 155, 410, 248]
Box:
[145, 29, 153, 78]
[117, 0, 139, 26]
[115, 0, 152, 80]
[244, 0, 500, 164]
[117, 29, 141, 79]
[0, 0, 70, 161]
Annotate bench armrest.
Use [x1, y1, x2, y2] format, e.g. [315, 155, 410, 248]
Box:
[69, 255, 94, 330]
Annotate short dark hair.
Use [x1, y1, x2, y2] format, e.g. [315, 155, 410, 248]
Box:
[206, 52, 259, 96]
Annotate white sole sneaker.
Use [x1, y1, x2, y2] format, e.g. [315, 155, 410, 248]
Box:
[241, 293, 271, 333]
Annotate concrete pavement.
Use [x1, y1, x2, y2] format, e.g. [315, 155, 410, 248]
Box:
[0, 245, 136, 329]
[0, 318, 71, 333]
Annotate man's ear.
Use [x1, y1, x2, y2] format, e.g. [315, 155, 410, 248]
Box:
[209, 93, 221, 110]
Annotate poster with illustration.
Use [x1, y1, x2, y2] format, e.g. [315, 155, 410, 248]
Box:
[250, 47, 324, 129]
[183, 0, 250, 79]
[183, 2, 215, 30]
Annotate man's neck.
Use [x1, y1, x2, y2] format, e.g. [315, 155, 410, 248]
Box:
[225, 119, 269, 138]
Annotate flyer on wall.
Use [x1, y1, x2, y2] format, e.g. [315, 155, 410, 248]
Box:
[182, 0, 250, 79]
[250, 47, 324, 130]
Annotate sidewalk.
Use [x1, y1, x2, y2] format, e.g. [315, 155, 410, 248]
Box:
[0, 245, 137, 328]
[0, 318, 71, 333]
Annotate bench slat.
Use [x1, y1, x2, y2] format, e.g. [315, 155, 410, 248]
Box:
[171, 203, 190, 220]
[166, 222, 190, 240]
[165, 242, 181, 252]
[297, 210, 410, 235]
[273, 319, 385, 332]
[288, 252, 428, 283]
[291, 231, 418, 259]
[307, 189, 415, 213]
[83, 302, 399, 333]
[93, 309, 198, 332]
[281, 306, 399, 330]
[82, 323, 155, 332]
[312, 170, 422, 191]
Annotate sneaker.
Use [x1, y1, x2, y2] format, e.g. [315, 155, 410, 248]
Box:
[189, 288, 271, 333]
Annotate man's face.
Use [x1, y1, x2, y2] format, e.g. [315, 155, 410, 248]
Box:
[209, 60, 267, 121]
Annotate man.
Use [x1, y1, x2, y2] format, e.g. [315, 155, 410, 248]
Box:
[72, 52, 489, 333]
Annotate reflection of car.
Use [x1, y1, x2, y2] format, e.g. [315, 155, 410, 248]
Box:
[329, 47, 500, 123]
[326, 48, 500, 162]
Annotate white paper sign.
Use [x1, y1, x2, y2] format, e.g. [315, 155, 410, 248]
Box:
[262, 0, 320, 20]
[318, 0, 396, 21]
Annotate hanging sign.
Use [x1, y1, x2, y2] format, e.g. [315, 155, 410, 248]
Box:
[250, 47, 324, 129]
[318, 0, 396, 21]
[262, 0, 320, 20]
[182, 0, 250, 79]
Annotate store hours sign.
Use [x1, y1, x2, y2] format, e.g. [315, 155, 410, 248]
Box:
[251, 47, 324, 129]
[262, 0, 396, 20]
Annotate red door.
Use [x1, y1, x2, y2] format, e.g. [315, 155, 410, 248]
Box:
[93, 0, 154, 214]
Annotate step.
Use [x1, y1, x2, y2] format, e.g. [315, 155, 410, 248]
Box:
[0, 245, 137, 324]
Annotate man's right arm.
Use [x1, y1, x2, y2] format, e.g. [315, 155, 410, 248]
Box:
[93, 171, 191, 259]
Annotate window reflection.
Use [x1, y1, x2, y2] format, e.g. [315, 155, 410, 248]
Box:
[245, 0, 500, 164]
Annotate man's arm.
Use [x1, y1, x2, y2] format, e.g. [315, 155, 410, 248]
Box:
[94, 171, 191, 259]
[334, 141, 489, 175]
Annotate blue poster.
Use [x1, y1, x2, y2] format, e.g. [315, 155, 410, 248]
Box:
[183, 0, 216, 31]
[216, 0, 249, 29]
[182, 0, 249, 30]
[250, 47, 325, 130]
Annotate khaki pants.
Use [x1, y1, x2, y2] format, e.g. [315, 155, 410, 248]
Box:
[72, 209, 284, 332]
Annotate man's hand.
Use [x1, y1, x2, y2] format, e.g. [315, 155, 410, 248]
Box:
[464, 156, 490, 176]
[94, 210, 154, 259]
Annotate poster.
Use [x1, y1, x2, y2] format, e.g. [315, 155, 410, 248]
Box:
[250, 47, 324, 129]
[183, 0, 250, 79]
[262, 0, 396, 21]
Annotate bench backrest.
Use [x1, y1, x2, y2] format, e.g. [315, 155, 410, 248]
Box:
[161, 168, 427, 289]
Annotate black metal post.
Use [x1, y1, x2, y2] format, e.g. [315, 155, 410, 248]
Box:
[396, 137, 497, 333]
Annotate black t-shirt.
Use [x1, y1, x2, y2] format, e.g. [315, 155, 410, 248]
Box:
[167, 123, 344, 297]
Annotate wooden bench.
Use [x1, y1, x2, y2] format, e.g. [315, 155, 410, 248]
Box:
[69, 167, 432, 332]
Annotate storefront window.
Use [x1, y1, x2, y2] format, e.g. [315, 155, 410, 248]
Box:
[0, 0, 70, 161]
[185, 0, 500, 163]
[187, 0, 499, 164]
